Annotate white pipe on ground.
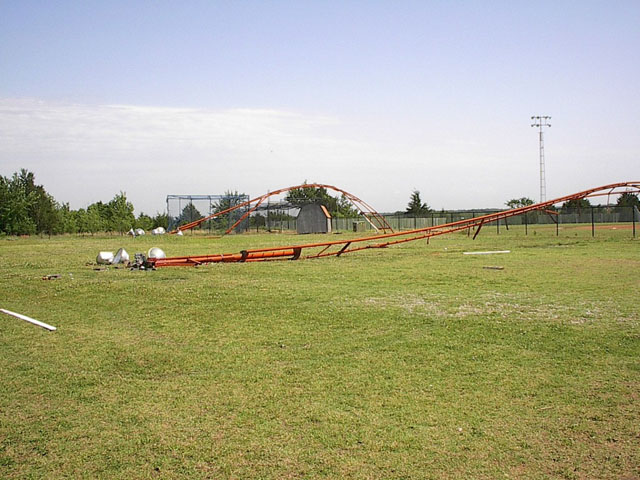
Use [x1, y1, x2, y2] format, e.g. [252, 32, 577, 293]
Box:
[0, 308, 57, 331]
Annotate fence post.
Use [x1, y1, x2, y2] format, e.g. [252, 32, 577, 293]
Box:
[591, 206, 595, 237]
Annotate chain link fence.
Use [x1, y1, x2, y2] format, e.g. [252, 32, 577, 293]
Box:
[263, 205, 639, 236]
[166, 194, 250, 233]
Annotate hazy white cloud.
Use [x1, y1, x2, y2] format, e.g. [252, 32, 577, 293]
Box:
[1, 98, 637, 215]
[0, 99, 377, 213]
[0, 99, 341, 157]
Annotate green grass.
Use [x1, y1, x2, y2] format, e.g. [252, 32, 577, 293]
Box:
[1, 225, 638, 479]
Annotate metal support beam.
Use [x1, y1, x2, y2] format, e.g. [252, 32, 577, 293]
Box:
[150, 182, 640, 267]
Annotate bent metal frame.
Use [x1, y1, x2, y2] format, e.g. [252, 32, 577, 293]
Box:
[171, 183, 394, 235]
[149, 181, 640, 267]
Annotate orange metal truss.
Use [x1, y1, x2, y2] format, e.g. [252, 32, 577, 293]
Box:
[171, 183, 393, 234]
[151, 181, 640, 267]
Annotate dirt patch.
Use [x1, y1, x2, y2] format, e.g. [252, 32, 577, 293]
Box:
[361, 292, 635, 324]
[565, 224, 633, 231]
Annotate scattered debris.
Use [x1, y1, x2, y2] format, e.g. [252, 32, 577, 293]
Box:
[96, 251, 114, 264]
[0, 308, 57, 331]
[42, 274, 62, 280]
[112, 248, 130, 265]
[135, 228, 146, 236]
[147, 247, 166, 259]
[176, 230, 184, 236]
[130, 253, 155, 270]
[96, 248, 132, 266]
[483, 266, 505, 270]
[127, 228, 136, 236]
[151, 227, 166, 235]
[463, 250, 511, 255]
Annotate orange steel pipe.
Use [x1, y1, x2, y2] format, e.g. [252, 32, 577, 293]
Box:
[151, 182, 639, 267]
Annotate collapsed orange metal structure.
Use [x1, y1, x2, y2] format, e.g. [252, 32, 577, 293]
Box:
[171, 183, 393, 234]
[151, 181, 639, 267]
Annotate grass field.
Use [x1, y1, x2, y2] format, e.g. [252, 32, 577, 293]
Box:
[1, 225, 638, 479]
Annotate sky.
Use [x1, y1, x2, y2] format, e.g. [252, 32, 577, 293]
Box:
[1, 0, 639, 214]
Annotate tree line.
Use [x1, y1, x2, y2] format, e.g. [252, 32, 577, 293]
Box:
[505, 194, 639, 211]
[402, 190, 639, 218]
[285, 184, 435, 217]
[2, 170, 637, 236]
[0, 169, 167, 236]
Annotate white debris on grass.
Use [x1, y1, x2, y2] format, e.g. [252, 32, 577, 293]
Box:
[96, 251, 114, 264]
[0, 308, 57, 331]
[112, 248, 130, 264]
[147, 247, 166, 259]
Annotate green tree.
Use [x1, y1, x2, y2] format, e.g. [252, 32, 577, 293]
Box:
[11, 169, 58, 234]
[107, 192, 135, 234]
[32, 189, 60, 236]
[334, 194, 359, 218]
[505, 197, 535, 209]
[285, 182, 357, 217]
[74, 208, 88, 234]
[406, 190, 431, 216]
[0, 175, 8, 233]
[135, 212, 154, 231]
[212, 191, 248, 231]
[0, 169, 49, 235]
[286, 183, 335, 209]
[504, 197, 537, 223]
[0, 174, 35, 234]
[561, 198, 591, 212]
[214, 191, 246, 213]
[58, 203, 77, 234]
[179, 202, 203, 226]
[250, 212, 266, 230]
[152, 212, 169, 230]
[16, 170, 58, 234]
[86, 203, 105, 234]
[616, 192, 640, 209]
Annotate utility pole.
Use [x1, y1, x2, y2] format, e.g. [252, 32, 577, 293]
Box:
[531, 115, 551, 202]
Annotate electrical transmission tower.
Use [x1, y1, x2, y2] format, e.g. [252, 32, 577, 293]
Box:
[531, 115, 551, 202]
